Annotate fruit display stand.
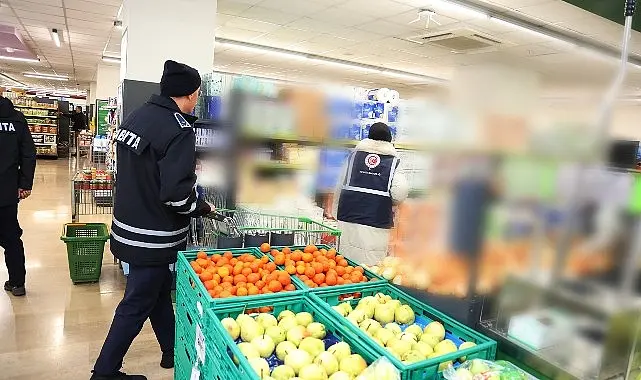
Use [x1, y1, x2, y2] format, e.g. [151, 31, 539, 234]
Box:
[197, 293, 385, 380]
[311, 283, 497, 380]
[265, 245, 387, 292]
[188, 209, 341, 250]
[175, 248, 307, 352]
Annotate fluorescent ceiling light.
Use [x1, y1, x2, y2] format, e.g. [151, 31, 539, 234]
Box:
[23, 73, 68, 81]
[489, 16, 576, 47]
[217, 40, 308, 60]
[102, 55, 121, 63]
[310, 58, 381, 73]
[51, 28, 61, 47]
[432, 0, 488, 18]
[0, 55, 39, 63]
[383, 70, 435, 82]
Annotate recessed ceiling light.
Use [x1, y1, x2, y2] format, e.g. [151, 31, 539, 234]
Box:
[51, 28, 61, 47]
[0, 55, 39, 63]
[102, 55, 121, 63]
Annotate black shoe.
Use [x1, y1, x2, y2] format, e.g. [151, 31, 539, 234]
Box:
[90, 371, 147, 380]
[160, 351, 174, 369]
[5, 282, 25, 296]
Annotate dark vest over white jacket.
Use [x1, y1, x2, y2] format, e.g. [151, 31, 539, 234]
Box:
[337, 150, 400, 229]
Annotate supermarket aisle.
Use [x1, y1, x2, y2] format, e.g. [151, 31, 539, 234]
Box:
[0, 159, 173, 380]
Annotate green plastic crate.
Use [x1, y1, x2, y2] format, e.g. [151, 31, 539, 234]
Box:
[310, 283, 497, 380]
[265, 244, 386, 293]
[60, 223, 109, 284]
[204, 293, 381, 380]
[175, 248, 307, 350]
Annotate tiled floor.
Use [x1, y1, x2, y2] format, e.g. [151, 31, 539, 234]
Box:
[0, 159, 173, 380]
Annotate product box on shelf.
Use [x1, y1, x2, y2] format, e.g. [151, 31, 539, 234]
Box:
[202, 293, 382, 380]
[310, 283, 497, 380]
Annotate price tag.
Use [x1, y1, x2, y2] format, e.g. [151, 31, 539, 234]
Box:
[196, 301, 203, 316]
[195, 324, 206, 363]
[190, 366, 200, 380]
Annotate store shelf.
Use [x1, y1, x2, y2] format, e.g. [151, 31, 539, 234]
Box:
[35, 142, 56, 146]
[15, 105, 57, 111]
[29, 123, 57, 126]
[31, 132, 57, 136]
[252, 161, 307, 171]
[24, 114, 57, 118]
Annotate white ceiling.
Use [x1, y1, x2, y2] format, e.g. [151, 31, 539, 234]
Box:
[2, 0, 641, 98]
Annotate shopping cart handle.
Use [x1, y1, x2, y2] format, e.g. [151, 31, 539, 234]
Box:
[205, 211, 227, 222]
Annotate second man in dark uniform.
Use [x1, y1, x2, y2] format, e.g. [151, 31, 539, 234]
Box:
[91, 60, 211, 380]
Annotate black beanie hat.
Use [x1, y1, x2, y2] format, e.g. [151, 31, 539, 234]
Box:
[368, 122, 392, 142]
[160, 60, 201, 97]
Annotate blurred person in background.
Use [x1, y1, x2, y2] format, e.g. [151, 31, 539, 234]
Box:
[333, 122, 408, 265]
[0, 96, 36, 297]
[60, 105, 88, 131]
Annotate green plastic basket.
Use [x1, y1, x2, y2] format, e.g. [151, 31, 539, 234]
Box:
[60, 223, 109, 284]
[175, 248, 307, 349]
[310, 283, 498, 380]
[265, 244, 386, 293]
[204, 293, 381, 380]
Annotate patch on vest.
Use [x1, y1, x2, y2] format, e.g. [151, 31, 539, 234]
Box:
[364, 153, 381, 169]
[174, 113, 191, 128]
[0, 122, 16, 132]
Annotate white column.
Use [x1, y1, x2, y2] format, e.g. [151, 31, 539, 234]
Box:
[120, 0, 217, 82]
[95, 63, 120, 100]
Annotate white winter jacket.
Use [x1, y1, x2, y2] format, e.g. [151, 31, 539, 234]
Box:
[332, 139, 409, 265]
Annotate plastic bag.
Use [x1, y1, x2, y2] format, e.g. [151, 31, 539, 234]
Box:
[356, 357, 400, 380]
[443, 359, 530, 380]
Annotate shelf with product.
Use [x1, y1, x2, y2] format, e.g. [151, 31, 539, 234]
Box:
[5, 93, 61, 158]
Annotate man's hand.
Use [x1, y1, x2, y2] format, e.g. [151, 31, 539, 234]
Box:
[18, 189, 31, 200]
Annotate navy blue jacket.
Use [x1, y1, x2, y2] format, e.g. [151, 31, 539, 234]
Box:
[110, 95, 209, 266]
[0, 97, 35, 207]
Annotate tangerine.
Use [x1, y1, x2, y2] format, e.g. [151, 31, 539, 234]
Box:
[247, 273, 260, 283]
[291, 250, 303, 261]
[304, 245, 317, 253]
[285, 265, 296, 275]
[237, 287, 248, 296]
[305, 267, 316, 278]
[302, 253, 313, 263]
[282, 247, 292, 254]
[197, 251, 208, 259]
[284, 284, 296, 291]
[274, 254, 286, 266]
[199, 272, 213, 282]
[204, 280, 215, 290]
[260, 242, 271, 253]
[278, 273, 291, 286]
[223, 251, 233, 259]
[233, 274, 247, 285]
[211, 254, 222, 262]
[313, 273, 325, 285]
[218, 267, 230, 277]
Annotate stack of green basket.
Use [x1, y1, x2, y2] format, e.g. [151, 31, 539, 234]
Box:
[60, 223, 109, 284]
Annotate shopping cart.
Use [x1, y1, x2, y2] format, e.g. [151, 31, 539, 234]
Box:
[189, 208, 341, 250]
[71, 171, 115, 222]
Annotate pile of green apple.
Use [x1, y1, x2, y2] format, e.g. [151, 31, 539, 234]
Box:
[331, 293, 476, 370]
[220, 309, 370, 379]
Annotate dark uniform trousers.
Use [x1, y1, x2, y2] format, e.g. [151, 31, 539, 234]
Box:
[93, 262, 175, 375]
[0, 204, 26, 286]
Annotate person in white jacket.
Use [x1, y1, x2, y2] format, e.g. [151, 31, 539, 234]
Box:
[332, 122, 409, 265]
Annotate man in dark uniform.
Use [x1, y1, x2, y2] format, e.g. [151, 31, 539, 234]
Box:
[0, 96, 35, 297]
[60, 105, 88, 131]
[91, 60, 211, 380]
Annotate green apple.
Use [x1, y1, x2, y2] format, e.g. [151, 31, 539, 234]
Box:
[359, 319, 382, 336]
[328, 371, 352, 380]
[423, 322, 445, 341]
[306, 322, 326, 339]
[394, 305, 415, 324]
[295, 312, 314, 327]
[276, 341, 298, 361]
[384, 322, 402, 336]
[299, 337, 325, 358]
[284, 349, 313, 375]
[278, 310, 296, 321]
[287, 325, 309, 347]
[387, 338, 413, 357]
[299, 363, 328, 380]
[434, 339, 457, 354]
[327, 342, 351, 361]
[339, 354, 367, 377]
[374, 304, 395, 324]
[240, 319, 264, 343]
[266, 326, 286, 345]
[314, 351, 339, 376]
[404, 324, 423, 338]
[251, 334, 276, 358]
[256, 313, 278, 329]
[248, 357, 271, 378]
[401, 350, 425, 364]
[236, 342, 259, 364]
[458, 341, 477, 362]
[399, 332, 419, 343]
[375, 328, 395, 345]
[221, 317, 240, 340]
[271, 365, 296, 380]
[414, 341, 434, 358]
[420, 333, 441, 348]
[279, 317, 299, 332]
[332, 305, 348, 317]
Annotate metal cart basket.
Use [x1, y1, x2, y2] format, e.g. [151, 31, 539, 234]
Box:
[71, 171, 114, 222]
[188, 208, 341, 250]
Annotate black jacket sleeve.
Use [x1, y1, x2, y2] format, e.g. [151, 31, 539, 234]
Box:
[18, 116, 36, 190]
[158, 129, 210, 217]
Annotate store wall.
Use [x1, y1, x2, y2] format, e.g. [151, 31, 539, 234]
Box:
[96, 64, 120, 100]
[89, 81, 97, 105]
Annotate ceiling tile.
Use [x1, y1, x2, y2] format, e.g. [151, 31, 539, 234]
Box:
[257, 0, 332, 15]
[217, 0, 253, 16]
[224, 16, 281, 33]
[338, 0, 414, 19]
[63, 0, 119, 16]
[15, 11, 66, 24]
[8, 0, 63, 5]
[11, 1, 64, 16]
[217, 26, 270, 40]
[239, 7, 302, 25]
[311, 8, 376, 27]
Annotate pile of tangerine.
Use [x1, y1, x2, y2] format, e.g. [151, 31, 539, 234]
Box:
[263, 244, 373, 288]
[190, 251, 295, 299]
